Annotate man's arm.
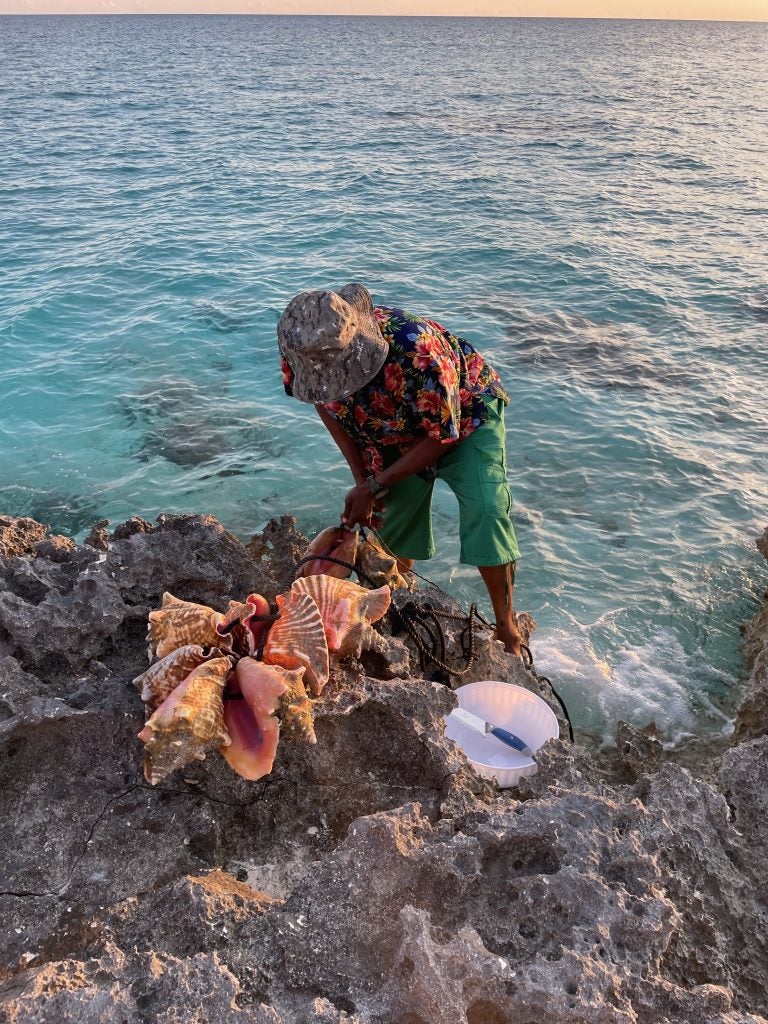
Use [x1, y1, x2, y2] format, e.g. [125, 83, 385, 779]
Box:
[315, 404, 366, 485]
[375, 436, 458, 490]
[342, 435, 459, 527]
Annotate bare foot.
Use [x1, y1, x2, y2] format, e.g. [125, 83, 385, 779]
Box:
[495, 620, 522, 657]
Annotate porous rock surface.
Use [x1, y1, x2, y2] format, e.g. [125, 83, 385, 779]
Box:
[1, 514, 767, 1024]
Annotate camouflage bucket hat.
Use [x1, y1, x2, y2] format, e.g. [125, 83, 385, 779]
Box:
[277, 283, 388, 404]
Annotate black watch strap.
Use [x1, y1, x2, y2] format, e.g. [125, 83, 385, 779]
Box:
[366, 474, 388, 498]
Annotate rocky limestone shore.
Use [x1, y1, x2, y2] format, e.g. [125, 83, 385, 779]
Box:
[1, 513, 767, 1024]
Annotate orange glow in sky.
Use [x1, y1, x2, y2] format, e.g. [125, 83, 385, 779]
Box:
[3, 0, 767, 19]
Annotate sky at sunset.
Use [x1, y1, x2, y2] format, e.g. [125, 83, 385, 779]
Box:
[2, 0, 767, 19]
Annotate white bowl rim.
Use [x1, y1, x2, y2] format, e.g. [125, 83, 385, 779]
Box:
[449, 680, 560, 772]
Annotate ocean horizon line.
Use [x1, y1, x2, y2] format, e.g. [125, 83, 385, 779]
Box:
[2, 11, 767, 23]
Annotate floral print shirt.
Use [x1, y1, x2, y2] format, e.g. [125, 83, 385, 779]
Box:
[281, 305, 509, 477]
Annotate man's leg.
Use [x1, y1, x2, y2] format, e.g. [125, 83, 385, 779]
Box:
[437, 397, 522, 656]
[375, 465, 435, 567]
[478, 562, 522, 656]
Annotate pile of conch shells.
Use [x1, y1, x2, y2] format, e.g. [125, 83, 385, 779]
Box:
[134, 526, 406, 786]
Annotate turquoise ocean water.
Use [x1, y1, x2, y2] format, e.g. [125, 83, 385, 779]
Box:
[1, 14, 767, 741]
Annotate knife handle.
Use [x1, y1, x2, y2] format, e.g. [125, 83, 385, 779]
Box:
[488, 726, 533, 757]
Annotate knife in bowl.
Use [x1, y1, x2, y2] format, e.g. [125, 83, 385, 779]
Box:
[449, 707, 534, 757]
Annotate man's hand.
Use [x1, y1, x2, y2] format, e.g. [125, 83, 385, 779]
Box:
[342, 483, 384, 528]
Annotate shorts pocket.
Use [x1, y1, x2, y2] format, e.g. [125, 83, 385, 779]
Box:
[478, 477, 513, 515]
[475, 443, 507, 482]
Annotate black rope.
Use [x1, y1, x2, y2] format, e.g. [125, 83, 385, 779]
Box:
[294, 553, 381, 589]
[368, 527, 575, 741]
[296, 527, 575, 740]
[520, 643, 575, 743]
[295, 544, 462, 682]
[256, 620, 271, 662]
[388, 599, 487, 686]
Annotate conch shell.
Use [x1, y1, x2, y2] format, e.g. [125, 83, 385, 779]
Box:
[263, 591, 329, 696]
[148, 593, 231, 661]
[221, 657, 288, 781]
[138, 656, 233, 785]
[133, 644, 229, 710]
[216, 593, 271, 658]
[276, 668, 316, 745]
[356, 532, 410, 591]
[298, 525, 358, 579]
[291, 575, 391, 659]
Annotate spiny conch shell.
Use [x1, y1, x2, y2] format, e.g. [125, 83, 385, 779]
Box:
[298, 525, 358, 579]
[275, 667, 316, 746]
[263, 591, 329, 696]
[356, 532, 410, 591]
[133, 644, 229, 711]
[216, 593, 271, 658]
[290, 575, 391, 659]
[220, 658, 288, 781]
[148, 592, 231, 661]
[138, 656, 233, 785]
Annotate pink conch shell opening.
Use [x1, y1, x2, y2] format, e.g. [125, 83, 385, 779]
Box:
[221, 657, 291, 781]
[138, 655, 233, 785]
[216, 593, 271, 657]
[290, 575, 391, 659]
[148, 592, 231, 661]
[299, 525, 358, 579]
[133, 644, 229, 711]
[263, 591, 329, 696]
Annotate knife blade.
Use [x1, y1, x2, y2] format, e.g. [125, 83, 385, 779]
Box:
[449, 707, 534, 758]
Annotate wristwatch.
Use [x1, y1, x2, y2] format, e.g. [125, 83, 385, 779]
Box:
[366, 474, 389, 498]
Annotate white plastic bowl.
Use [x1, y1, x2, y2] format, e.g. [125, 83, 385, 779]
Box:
[444, 681, 560, 788]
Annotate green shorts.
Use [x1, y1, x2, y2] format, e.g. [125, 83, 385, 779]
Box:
[377, 397, 521, 567]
